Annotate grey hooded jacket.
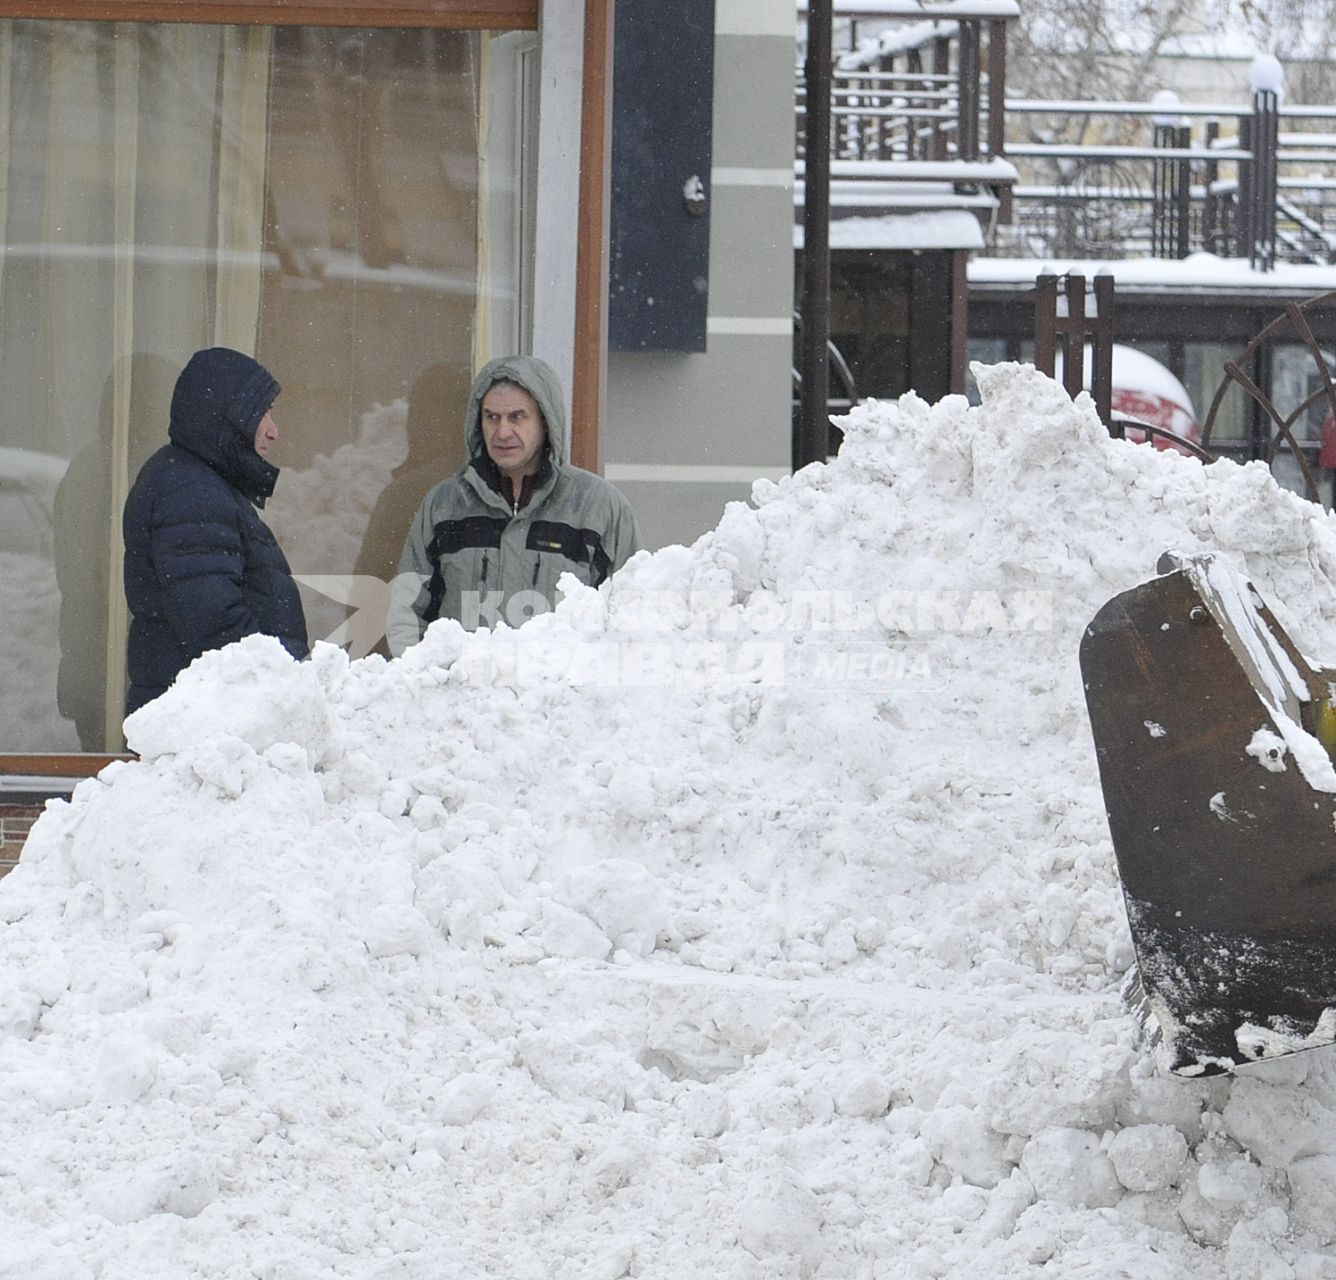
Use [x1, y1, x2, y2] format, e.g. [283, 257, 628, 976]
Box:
[389, 355, 642, 652]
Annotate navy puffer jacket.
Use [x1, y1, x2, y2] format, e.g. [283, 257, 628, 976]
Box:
[122, 348, 308, 715]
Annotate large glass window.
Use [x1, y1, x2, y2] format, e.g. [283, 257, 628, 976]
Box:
[1182, 342, 1248, 451]
[0, 19, 533, 752]
[1268, 341, 1335, 508]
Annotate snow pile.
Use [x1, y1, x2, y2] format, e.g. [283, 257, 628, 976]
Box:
[7, 363, 1336, 1277]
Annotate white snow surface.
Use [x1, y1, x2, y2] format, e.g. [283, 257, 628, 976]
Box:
[9, 363, 1336, 1277]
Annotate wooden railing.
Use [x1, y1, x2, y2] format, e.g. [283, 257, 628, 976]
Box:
[796, 6, 1015, 218]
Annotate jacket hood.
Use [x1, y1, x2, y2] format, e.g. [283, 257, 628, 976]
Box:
[168, 347, 282, 505]
[464, 354, 568, 466]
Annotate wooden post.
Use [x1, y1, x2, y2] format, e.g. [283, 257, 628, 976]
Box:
[1062, 273, 1086, 400]
[1092, 273, 1115, 428]
[797, 0, 833, 468]
[1237, 115, 1254, 260]
[1175, 123, 1191, 258]
[987, 18, 1010, 223]
[930, 36, 949, 162]
[1034, 273, 1057, 375]
[1250, 88, 1278, 272]
[570, 0, 613, 471]
[956, 19, 980, 162]
[1035, 271, 1117, 430]
[1202, 119, 1220, 252]
[950, 249, 968, 394]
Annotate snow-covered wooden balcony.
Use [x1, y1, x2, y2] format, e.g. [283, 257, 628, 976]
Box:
[796, 0, 1018, 234]
[800, 5, 1336, 266]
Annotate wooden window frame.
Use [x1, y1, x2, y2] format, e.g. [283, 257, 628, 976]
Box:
[571, 0, 610, 472]
[0, 2, 537, 29]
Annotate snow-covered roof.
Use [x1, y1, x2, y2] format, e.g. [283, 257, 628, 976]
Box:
[798, 0, 1019, 16]
[969, 251, 1336, 296]
[795, 208, 986, 249]
[836, 20, 956, 67]
[797, 178, 1000, 213]
[798, 158, 1019, 183]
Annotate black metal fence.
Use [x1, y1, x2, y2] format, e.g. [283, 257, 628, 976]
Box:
[798, 54, 1336, 268]
[997, 96, 1336, 266]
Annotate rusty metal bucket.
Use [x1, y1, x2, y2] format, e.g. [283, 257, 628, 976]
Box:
[1081, 552, 1336, 1075]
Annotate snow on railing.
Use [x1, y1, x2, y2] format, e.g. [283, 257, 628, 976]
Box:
[800, 75, 1336, 265]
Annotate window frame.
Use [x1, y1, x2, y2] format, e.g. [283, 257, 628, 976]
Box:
[0, 2, 538, 29]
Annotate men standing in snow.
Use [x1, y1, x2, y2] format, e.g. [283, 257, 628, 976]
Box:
[388, 354, 642, 653]
[122, 347, 309, 716]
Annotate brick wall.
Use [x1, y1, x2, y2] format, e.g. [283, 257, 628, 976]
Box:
[0, 804, 42, 879]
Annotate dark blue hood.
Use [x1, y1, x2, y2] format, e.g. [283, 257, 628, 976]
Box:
[168, 347, 281, 506]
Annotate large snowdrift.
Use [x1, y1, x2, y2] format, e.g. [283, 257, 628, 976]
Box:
[6, 363, 1336, 1278]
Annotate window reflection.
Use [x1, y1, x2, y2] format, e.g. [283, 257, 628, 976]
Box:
[0, 20, 516, 750]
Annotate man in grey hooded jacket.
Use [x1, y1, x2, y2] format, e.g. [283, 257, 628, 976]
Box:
[388, 355, 642, 653]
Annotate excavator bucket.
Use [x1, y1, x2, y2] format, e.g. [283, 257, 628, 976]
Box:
[1080, 552, 1336, 1076]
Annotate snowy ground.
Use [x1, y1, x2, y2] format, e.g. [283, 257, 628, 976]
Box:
[6, 363, 1336, 1278]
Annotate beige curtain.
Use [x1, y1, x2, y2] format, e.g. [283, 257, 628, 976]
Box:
[214, 26, 272, 349]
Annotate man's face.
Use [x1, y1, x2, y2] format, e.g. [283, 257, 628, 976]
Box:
[253, 410, 278, 458]
[481, 384, 545, 480]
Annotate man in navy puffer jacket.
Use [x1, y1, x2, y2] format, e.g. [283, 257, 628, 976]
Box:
[122, 347, 308, 715]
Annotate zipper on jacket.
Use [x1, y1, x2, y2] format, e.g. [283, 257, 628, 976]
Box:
[480, 552, 489, 588]
[532, 558, 541, 587]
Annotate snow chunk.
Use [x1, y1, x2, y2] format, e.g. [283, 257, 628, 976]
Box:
[738, 1167, 825, 1275]
[1019, 1127, 1122, 1208]
[433, 1072, 496, 1126]
[1287, 1153, 1336, 1244]
[364, 904, 432, 957]
[1223, 1077, 1336, 1167]
[1246, 727, 1289, 772]
[553, 859, 669, 959]
[832, 1065, 892, 1118]
[920, 1105, 1009, 1188]
[124, 634, 335, 766]
[1108, 1123, 1189, 1191]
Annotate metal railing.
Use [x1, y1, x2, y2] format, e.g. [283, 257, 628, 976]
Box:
[795, 13, 1013, 213]
[798, 68, 965, 164]
[799, 40, 1336, 268]
[991, 96, 1336, 265]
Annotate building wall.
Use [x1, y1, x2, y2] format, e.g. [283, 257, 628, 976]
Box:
[604, 0, 795, 551]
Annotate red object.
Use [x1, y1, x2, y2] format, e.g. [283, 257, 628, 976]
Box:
[1113, 389, 1200, 454]
[1321, 413, 1336, 469]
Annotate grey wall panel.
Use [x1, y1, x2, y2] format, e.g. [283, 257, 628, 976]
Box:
[610, 480, 760, 552]
[607, 335, 791, 468]
[707, 185, 794, 318]
[711, 33, 796, 170]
